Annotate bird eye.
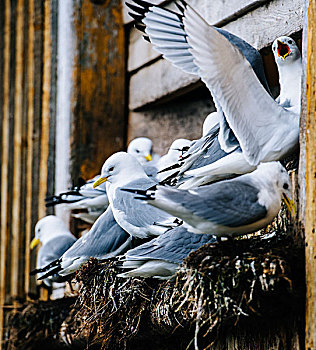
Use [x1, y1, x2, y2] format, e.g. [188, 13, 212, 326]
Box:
[109, 167, 114, 172]
[288, 39, 293, 44]
[136, 149, 140, 153]
[283, 183, 289, 190]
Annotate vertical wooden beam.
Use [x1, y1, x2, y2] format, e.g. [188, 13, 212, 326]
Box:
[300, 0, 316, 349]
[0, 0, 11, 345]
[38, 0, 52, 219]
[24, 0, 34, 299]
[71, 0, 126, 182]
[11, 0, 24, 301]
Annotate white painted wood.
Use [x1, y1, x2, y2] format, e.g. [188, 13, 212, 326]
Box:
[55, 0, 75, 225]
[129, 59, 199, 110]
[129, 0, 304, 109]
[128, 28, 160, 73]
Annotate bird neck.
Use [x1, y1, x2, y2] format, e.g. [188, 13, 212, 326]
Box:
[278, 59, 302, 109]
[41, 229, 72, 245]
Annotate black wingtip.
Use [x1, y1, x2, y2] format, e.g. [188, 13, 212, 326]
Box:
[30, 259, 61, 276]
[157, 163, 181, 174]
[38, 266, 62, 280]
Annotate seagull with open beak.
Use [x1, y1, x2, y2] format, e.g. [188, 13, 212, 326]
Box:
[272, 36, 302, 113]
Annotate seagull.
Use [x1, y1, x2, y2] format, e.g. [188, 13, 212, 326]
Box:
[118, 225, 216, 280]
[30, 216, 77, 286]
[178, 34, 302, 188]
[126, 0, 271, 154]
[45, 176, 109, 224]
[93, 152, 180, 239]
[127, 137, 160, 164]
[156, 138, 192, 182]
[32, 207, 133, 279]
[127, 1, 302, 188]
[122, 162, 295, 238]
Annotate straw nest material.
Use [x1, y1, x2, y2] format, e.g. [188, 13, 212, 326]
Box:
[62, 208, 304, 349]
[5, 208, 304, 349]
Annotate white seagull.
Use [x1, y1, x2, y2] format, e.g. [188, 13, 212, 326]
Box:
[118, 225, 216, 280]
[93, 152, 180, 239]
[30, 216, 77, 286]
[123, 162, 295, 238]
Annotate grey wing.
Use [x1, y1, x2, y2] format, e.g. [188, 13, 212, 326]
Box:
[37, 235, 77, 269]
[127, 1, 270, 93]
[183, 5, 294, 165]
[63, 207, 131, 259]
[160, 180, 267, 227]
[125, 226, 216, 264]
[114, 178, 173, 228]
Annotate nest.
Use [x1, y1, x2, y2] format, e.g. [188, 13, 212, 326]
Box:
[59, 210, 304, 349]
[4, 297, 77, 350]
[5, 209, 304, 350]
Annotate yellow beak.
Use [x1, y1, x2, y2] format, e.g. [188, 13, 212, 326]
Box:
[30, 238, 40, 250]
[283, 194, 296, 217]
[145, 154, 152, 162]
[93, 177, 107, 189]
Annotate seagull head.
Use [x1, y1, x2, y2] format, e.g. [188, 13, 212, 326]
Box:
[127, 137, 154, 164]
[257, 162, 295, 216]
[30, 215, 70, 249]
[272, 36, 301, 64]
[168, 138, 192, 160]
[93, 152, 147, 189]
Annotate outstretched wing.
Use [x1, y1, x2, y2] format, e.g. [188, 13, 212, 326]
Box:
[183, 4, 296, 165]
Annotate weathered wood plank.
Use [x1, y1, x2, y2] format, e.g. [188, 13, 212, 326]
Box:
[11, 0, 24, 300]
[302, 0, 316, 348]
[71, 0, 126, 181]
[24, 0, 35, 298]
[127, 0, 271, 72]
[129, 0, 304, 109]
[0, 0, 11, 344]
[38, 0, 52, 220]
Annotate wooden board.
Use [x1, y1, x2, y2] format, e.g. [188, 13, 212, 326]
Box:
[70, 0, 126, 181]
[301, 0, 316, 348]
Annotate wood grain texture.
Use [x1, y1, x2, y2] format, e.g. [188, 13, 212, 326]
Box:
[11, 0, 24, 301]
[129, 0, 304, 109]
[24, 0, 34, 299]
[38, 0, 52, 220]
[0, 0, 11, 344]
[303, 0, 316, 348]
[71, 0, 126, 181]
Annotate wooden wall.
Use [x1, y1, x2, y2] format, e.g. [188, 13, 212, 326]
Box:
[0, 0, 58, 345]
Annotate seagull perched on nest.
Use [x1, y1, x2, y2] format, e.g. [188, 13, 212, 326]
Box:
[45, 176, 109, 224]
[118, 226, 216, 280]
[157, 138, 192, 182]
[33, 207, 133, 279]
[93, 152, 180, 239]
[30, 216, 77, 286]
[123, 162, 295, 238]
[127, 1, 302, 188]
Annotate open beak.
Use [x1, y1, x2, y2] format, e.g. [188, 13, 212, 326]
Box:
[145, 154, 152, 162]
[93, 177, 107, 189]
[277, 40, 291, 60]
[283, 193, 296, 216]
[30, 238, 40, 250]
